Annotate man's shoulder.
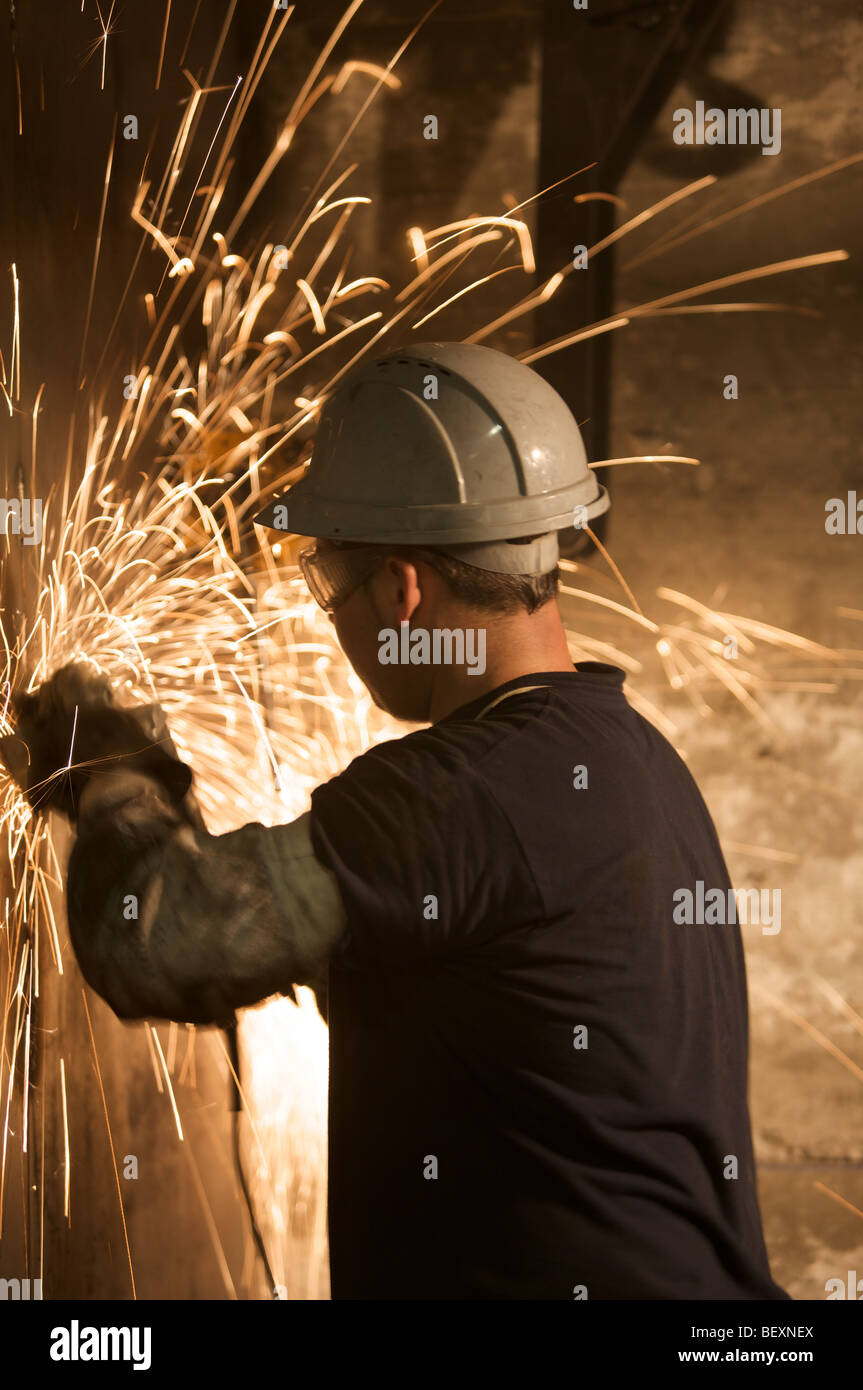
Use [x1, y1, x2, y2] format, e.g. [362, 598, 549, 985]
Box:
[306, 705, 535, 952]
[311, 675, 645, 810]
[310, 712, 510, 812]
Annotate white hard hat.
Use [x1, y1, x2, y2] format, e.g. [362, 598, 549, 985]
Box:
[255, 341, 609, 574]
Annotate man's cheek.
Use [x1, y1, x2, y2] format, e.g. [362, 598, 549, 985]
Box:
[332, 622, 372, 685]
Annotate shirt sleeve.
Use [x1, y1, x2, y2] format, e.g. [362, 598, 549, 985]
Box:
[66, 770, 347, 1025]
[308, 729, 533, 963]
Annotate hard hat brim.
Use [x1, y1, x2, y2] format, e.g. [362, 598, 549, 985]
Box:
[254, 477, 610, 543]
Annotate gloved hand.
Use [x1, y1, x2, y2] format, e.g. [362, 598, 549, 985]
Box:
[0, 663, 193, 820]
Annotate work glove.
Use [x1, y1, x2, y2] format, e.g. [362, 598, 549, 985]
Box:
[0, 663, 193, 821]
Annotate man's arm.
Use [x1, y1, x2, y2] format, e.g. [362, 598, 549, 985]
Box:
[67, 770, 347, 1026]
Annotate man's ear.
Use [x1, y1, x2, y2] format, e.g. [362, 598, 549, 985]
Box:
[386, 555, 424, 624]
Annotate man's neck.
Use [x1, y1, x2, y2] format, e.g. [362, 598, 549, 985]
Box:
[426, 603, 574, 723]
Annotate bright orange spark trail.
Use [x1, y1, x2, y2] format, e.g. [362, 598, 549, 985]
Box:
[81, 991, 136, 1297]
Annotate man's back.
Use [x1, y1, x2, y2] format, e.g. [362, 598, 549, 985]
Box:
[310, 662, 788, 1300]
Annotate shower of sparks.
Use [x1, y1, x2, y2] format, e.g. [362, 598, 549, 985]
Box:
[751, 985, 863, 1088]
[812, 1181, 863, 1225]
[79, 1, 120, 92]
[623, 149, 863, 272]
[149, 1025, 184, 1142]
[591, 454, 701, 468]
[81, 988, 136, 1296]
[815, 979, 863, 1039]
[77, 117, 117, 386]
[155, 0, 172, 91]
[1, 0, 860, 1300]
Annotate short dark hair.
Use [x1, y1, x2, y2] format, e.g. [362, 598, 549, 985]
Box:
[407, 544, 558, 615]
[330, 537, 559, 615]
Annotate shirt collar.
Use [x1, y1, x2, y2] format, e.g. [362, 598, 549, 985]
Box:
[437, 662, 626, 724]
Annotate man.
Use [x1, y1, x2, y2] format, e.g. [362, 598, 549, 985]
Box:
[2, 343, 788, 1300]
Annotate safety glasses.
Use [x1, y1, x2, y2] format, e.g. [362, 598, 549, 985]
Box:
[297, 543, 386, 615]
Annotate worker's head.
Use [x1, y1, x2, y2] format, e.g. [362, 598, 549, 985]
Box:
[255, 341, 610, 717]
[299, 535, 560, 720]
